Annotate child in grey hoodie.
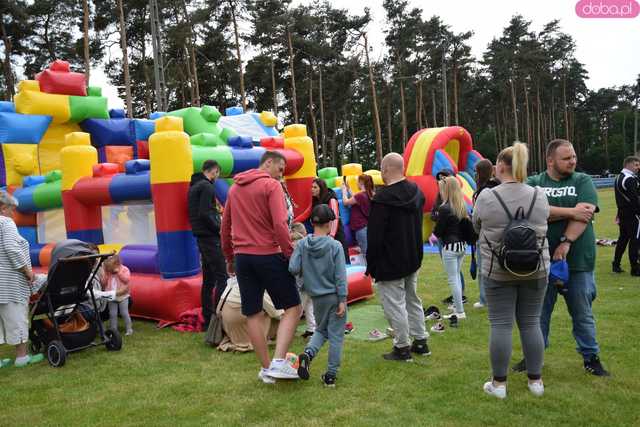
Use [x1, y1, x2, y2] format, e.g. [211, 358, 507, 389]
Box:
[289, 204, 348, 387]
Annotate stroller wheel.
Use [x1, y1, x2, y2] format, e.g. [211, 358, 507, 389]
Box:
[105, 329, 122, 351]
[47, 341, 67, 368]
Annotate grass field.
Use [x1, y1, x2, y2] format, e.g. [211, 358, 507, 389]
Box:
[1, 188, 639, 427]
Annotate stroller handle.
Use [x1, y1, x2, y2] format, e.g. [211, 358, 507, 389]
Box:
[59, 251, 116, 262]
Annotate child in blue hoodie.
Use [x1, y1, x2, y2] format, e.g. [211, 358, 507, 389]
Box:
[289, 204, 348, 387]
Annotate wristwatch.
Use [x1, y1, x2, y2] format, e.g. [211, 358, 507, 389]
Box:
[559, 235, 574, 244]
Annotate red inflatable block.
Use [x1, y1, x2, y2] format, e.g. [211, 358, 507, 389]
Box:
[93, 163, 120, 177]
[285, 177, 314, 220]
[260, 136, 284, 149]
[407, 175, 438, 212]
[38, 243, 55, 267]
[129, 273, 202, 324]
[36, 60, 87, 96]
[151, 182, 191, 232]
[105, 146, 133, 171]
[136, 140, 149, 159]
[72, 176, 114, 206]
[13, 210, 37, 227]
[346, 270, 374, 304]
[62, 190, 103, 232]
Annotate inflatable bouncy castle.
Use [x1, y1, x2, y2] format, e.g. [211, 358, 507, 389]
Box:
[1, 60, 373, 325]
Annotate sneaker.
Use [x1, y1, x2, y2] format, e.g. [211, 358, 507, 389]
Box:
[512, 358, 527, 372]
[631, 266, 640, 277]
[14, 353, 44, 368]
[483, 381, 507, 399]
[473, 302, 485, 309]
[382, 345, 413, 362]
[528, 381, 544, 396]
[423, 305, 440, 318]
[441, 295, 454, 305]
[386, 327, 395, 337]
[612, 263, 624, 273]
[584, 355, 610, 377]
[0, 358, 11, 368]
[410, 338, 431, 356]
[297, 352, 312, 380]
[367, 329, 388, 342]
[321, 372, 337, 387]
[267, 360, 300, 379]
[443, 312, 466, 320]
[125, 329, 134, 336]
[430, 322, 445, 333]
[463, 295, 468, 304]
[344, 322, 354, 334]
[426, 311, 441, 321]
[301, 330, 314, 339]
[258, 368, 276, 384]
[449, 315, 458, 328]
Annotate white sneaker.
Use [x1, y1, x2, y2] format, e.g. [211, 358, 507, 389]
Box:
[258, 368, 276, 384]
[528, 381, 544, 396]
[483, 381, 506, 399]
[443, 312, 466, 319]
[473, 302, 485, 309]
[268, 360, 300, 379]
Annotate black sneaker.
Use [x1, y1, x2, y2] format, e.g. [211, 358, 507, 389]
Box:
[383, 345, 413, 361]
[449, 315, 458, 328]
[612, 262, 624, 273]
[512, 358, 527, 372]
[441, 295, 453, 305]
[321, 372, 337, 387]
[462, 295, 468, 304]
[631, 265, 640, 277]
[301, 330, 314, 339]
[297, 352, 312, 380]
[584, 355, 610, 376]
[410, 339, 431, 356]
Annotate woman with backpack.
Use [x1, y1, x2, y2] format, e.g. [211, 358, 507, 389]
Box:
[433, 176, 470, 321]
[472, 142, 550, 399]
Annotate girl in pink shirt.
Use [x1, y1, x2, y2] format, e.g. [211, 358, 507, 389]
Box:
[101, 254, 133, 335]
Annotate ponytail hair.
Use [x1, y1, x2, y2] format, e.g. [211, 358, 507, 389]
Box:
[358, 174, 375, 199]
[497, 142, 529, 183]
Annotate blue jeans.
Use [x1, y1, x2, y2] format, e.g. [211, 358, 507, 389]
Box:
[540, 271, 600, 360]
[442, 249, 465, 313]
[437, 240, 465, 291]
[305, 294, 346, 376]
[355, 227, 368, 258]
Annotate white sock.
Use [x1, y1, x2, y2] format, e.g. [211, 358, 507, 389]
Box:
[271, 358, 285, 365]
[15, 355, 29, 365]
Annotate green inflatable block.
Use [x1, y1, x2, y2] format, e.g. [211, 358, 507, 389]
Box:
[87, 86, 102, 97]
[318, 167, 338, 179]
[69, 95, 109, 122]
[191, 145, 234, 177]
[45, 170, 62, 183]
[167, 107, 223, 136]
[33, 180, 62, 210]
[219, 127, 237, 144]
[200, 105, 221, 122]
[191, 133, 225, 147]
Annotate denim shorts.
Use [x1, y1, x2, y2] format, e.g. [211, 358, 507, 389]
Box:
[235, 253, 300, 316]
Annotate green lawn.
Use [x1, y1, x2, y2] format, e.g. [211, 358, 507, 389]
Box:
[1, 188, 639, 426]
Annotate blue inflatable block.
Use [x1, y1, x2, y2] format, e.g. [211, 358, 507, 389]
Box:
[109, 108, 126, 119]
[18, 226, 37, 246]
[67, 229, 104, 245]
[458, 171, 477, 191]
[466, 151, 482, 175]
[80, 118, 135, 147]
[23, 175, 46, 187]
[125, 159, 151, 175]
[0, 101, 15, 113]
[230, 147, 265, 175]
[214, 178, 230, 206]
[431, 149, 456, 177]
[225, 107, 244, 116]
[228, 135, 253, 148]
[149, 112, 166, 120]
[13, 186, 38, 213]
[250, 113, 279, 136]
[29, 244, 45, 267]
[132, 119, 155, 141]
[110, 173, 151, 203]
[0, 112, 52, 144]
[156, 231, 200, 279]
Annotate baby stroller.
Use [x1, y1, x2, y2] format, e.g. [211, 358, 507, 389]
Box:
[29, 239, 123, 367]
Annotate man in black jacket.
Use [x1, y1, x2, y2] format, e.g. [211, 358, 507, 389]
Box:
[613, 156, 640, 275]
[188, 159, 226, 329]
[366, 153, 429, 361]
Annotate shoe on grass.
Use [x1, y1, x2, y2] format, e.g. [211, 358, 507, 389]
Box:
[297, 352, 312, 380]
[321, 372, 337, 387]
[267, 360, 299, 379]
[512, 358, 527, 372]
[367, 329, 388, 342]
[612, 262, 624, 273]
[483, 381, 506, 399]
[443, 312, 466, 320]
[258, 368, 276, 384]
[441, 295, 453, 305]
[430, 322, 445, 333]
[382, 345, 413, 362]
[410, 338, 431, 356]
[584, 355, 610, 377]
[528, 381, 544, 396]
[473, 302, 485, 309]
[14, 353, 44, 368]
[0, 358, 11, 368]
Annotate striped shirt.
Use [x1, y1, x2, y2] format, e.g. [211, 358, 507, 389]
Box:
[0, 216, 32, 304]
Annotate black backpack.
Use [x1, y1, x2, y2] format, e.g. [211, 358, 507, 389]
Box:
[486, 188, 544, 277]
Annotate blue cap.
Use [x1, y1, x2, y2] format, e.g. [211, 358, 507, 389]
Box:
[549, 260, 569, 285]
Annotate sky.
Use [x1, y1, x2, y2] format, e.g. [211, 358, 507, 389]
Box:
[96, 0, 640, 110]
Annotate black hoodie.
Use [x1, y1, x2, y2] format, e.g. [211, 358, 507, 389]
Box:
[188, 172, 220, 238]
[366, 179, 425, 281]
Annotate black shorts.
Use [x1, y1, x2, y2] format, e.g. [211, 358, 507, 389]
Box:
[235, 253, 301, 316]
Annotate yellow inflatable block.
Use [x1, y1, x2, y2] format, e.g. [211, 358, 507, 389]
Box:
[444, 139, 460, 164]
[364, 170, 384, 186]
[61, 145, 98, 191]
[345, 175, 359, 193]
[14, 89, 71, 124]
[458, 175, 475, 201]
[38, 123, 82, 174]
[17, 80, 40, 92]
[284, 136, 316, 179]
[341, 163, 363, 177]
[98, 244, 123, 254]
[155, 116, 183, 133]
[65, 132, 91, 146]
[259, 111, 277, 127]
[333, 177, 344, 188]
[283, 124, 307, 138]
[406, 128, 444, 177]
[149, 131, 193, 184]
[2, 144, 40, 186]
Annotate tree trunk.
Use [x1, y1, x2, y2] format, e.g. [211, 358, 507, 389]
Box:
[331, 111, 337, 165]
[116, 0, 133, 118]
[422, 84, 429, 128]
[350, 110, 358, 162]
[563, 74, 569, 139]
[270, 53, 278, 114]
[0, 19, 15, 100]
[183, 45, 195, 104]
[287, 29, 298, 123]
[622, 113, 627, 156]
[452, 62, 459, 125]
[524, 80, 531, 146]
[318, 66, 326, 167]
[82, 0, 90, 84]
[494, 112, 501, 153]
[431, 89, 437, 127]
[181, 0, 199, 105]
[140, 9, 152, 116]
[386, 82, 393, 153]
[229, 1, 245, 110]
[400, 79, 407, 149]
[536, 84, 542, 171]
[363, 33, 383, 165]
[307, 64, 319, 162]
[510, 78, 519, 141]
[550, 91, 556, 140]
[415, 80, 422, 129]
